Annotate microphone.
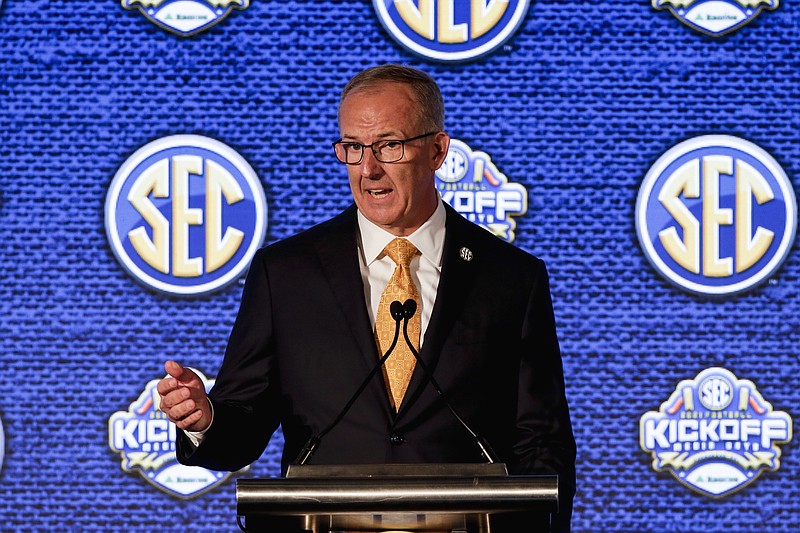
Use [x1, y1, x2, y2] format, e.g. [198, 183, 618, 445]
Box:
[293, 300, 405, 465]
[399, 299, 500, 464]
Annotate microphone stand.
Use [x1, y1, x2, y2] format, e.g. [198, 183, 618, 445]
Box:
[400, 299, 500, 464]
[293, 301, 405, 465]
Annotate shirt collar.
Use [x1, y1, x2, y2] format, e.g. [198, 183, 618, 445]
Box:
[357, 199, 446, 268]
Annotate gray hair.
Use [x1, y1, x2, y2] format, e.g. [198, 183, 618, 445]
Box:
[339, 64, 445, 132]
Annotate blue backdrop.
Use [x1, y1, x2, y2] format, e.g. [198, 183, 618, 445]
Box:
[0, 1, 797, 531]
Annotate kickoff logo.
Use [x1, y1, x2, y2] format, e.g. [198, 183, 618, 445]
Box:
[109, 371, 242, 498]
[121, 0, 250, 37]
[652, 0, 779, 37]
[640, 367, 792, 498]
[106, 135, 267, 296]
[373, 0, 531, 62]
[636, 135, 796, 296]
[436, 138, 527, 242]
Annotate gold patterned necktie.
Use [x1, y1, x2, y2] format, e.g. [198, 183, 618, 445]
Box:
[375, 237, 421, 412]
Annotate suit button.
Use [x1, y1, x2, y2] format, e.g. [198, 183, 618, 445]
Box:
[390, 434, 405, 445]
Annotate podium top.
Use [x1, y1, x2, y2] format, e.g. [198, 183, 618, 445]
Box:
[237, 463, 558, 516]
[285, 462, 509, 478]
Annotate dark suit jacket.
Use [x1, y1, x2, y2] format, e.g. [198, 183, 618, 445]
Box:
[178, 203, 576, 529]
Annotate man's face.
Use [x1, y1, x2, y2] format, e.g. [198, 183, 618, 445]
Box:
[338, 82, 450, 236]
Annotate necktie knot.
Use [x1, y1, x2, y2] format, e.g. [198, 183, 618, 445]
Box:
[384, 238, 418, 268]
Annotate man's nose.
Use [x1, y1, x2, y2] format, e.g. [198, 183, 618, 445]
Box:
[359, 148, 382, 179]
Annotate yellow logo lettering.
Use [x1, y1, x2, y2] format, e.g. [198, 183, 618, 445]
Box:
[395, 0, 434, 40]
[658, 155, 775, 277]
[471, 0, 509, 39]
[735, 160, 774, 272]
[171, 155, 204, 278]
[128, 159, 170, 274]
[206, 160, 244, 273]
[126, 156, 244, 277]
[438, 0, 467, 43]
[702, 156, 734, 278]
[395, 0, 509, 42]
[658, 159, 700, 274]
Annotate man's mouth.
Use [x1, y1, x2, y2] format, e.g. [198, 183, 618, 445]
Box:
[367, 189, 392, 199]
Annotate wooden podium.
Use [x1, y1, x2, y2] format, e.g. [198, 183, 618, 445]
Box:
[236, 463, 558, 533]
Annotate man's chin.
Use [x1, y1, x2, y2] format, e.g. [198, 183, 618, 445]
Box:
[362, 211, 400, 228]
[358, 197, 398, 221]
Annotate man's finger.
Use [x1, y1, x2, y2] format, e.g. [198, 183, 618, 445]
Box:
[173, 408, 206, 431]
[156, 376, 174, 397]
[164, 359, 185, 378]
[161, 392, 210, 431]
[159, 386, 190, 410]
[165, 397, 198, 421]
[164, 360, 199, 385]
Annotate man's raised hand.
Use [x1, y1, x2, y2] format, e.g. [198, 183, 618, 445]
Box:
[156, 360, 212, 432]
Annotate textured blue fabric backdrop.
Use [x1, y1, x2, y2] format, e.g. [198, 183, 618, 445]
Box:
[0, 1, 797, 531]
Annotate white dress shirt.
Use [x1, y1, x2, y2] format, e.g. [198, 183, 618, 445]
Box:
[356, 200, 446, 345]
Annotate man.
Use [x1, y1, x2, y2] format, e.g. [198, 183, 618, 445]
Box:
[157, 65, 576, 531]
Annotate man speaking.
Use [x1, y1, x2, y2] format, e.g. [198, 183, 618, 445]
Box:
[157, 64, 576, 531]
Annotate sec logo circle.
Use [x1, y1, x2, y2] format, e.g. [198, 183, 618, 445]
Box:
[698, 376, 733, 411]
[106, 135, 268, 296]
[373, 0, 531, 62]
[636, 135, 796, 296]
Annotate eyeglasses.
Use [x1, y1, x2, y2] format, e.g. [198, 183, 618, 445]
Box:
[332, 132, 437, 165]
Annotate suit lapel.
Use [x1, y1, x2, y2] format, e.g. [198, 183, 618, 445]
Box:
[313, 205, 396, 418]
[397, 204, 478, 419]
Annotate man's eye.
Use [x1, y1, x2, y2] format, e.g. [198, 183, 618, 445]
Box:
[342, 143, 362, 152]
[381, 141, 402, 150]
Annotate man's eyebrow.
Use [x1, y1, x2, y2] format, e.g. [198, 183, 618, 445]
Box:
[341, 131, 403, 141]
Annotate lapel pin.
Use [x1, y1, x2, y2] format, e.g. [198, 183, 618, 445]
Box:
[459, 247, 473, 262]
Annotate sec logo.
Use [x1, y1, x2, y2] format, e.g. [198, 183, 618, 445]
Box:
[636, 135, 796, 295]
[106, 135, 267, 296]
[373, 0, 531, 62]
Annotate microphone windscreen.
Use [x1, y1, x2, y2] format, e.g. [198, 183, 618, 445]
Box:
[390, 300, 404, 320]
[403, 299, 417, 318]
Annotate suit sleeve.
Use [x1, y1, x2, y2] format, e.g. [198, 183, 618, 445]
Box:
[177, 248, 281, 471]
[511, 260, 576, 532]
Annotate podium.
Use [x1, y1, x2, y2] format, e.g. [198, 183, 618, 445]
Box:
[236, 463, 558, 533]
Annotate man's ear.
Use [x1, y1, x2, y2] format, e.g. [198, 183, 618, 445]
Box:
[430, 131, 451, 171]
